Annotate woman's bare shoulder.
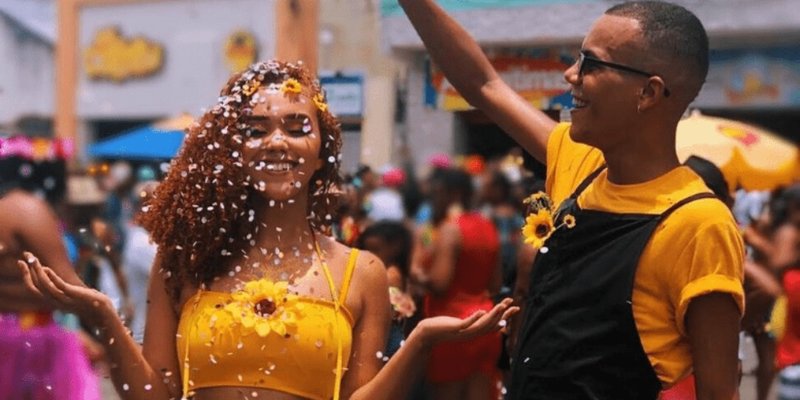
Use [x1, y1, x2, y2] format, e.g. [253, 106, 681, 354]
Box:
[321, 235, 386, 293]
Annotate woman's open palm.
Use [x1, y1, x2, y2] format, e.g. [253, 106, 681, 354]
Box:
[18, 251, 113, 327]
[416, 298, 519, 345]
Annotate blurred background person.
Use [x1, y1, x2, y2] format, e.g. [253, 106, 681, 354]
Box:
[100, 161, 136, 254]
[62, 174, 133, 328]
[122, 180, 159, 343]
[478, 168, 525, 302]
[741, 186, 793, 400]
[357, 221, 416, 358]
[750, 185, 800, 400]
[365, 165, 407, 223]
[415, 167, 502, 400]
[0, 160, 101, 399]
[332, 176, 367, 247]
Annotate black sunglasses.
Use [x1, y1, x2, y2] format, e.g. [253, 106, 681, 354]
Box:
[577, 51, 671, 97]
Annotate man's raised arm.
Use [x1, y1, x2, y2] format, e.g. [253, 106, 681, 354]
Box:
[399, 0, 557, 162]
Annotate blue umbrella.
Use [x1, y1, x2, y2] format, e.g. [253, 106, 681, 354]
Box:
[88, 123, 186, 160]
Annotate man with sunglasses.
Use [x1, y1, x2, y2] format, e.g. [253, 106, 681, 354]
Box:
[400, 1, 743, 399]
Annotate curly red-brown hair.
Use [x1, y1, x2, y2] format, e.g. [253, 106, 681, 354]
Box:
[139, 60, 342, 302]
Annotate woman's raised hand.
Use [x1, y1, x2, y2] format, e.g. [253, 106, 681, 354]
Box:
[414, 298, 519, 346]
[17, 251, 115, 328]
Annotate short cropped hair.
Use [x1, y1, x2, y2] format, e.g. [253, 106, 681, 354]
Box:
[606, 1, 709, 100]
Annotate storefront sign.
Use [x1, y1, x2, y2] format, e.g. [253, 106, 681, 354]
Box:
[224, 30, 259, 73]
[695, 46, 800, 108]
[425, 50, 574, 111]
[83, 26, 164, 82]
[320, 74, 364, 118]
[77, 0, 275, 119]
[381, 0, 590, 16]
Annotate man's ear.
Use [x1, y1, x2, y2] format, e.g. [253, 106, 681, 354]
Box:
[637, 76, 667, 112]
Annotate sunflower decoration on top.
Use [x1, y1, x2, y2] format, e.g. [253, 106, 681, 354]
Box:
[521, 192, 576, 250]
[281, 78, 303, 95]
[241, 79, 261, 96]
[223, 279, 303, 338]
[312, 93, 328, 113]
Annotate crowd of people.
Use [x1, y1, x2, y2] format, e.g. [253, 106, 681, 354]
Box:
[1, 1, 799, 399]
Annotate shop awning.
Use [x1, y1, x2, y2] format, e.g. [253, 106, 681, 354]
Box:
[88, 114, 194, 160]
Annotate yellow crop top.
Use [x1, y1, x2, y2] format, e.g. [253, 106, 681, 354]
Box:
[176, 248, 359, 400]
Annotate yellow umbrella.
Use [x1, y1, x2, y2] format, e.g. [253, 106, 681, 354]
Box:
[676, 111, 800, 191]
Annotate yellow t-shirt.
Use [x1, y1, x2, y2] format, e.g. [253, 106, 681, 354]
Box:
[545, 123, 745, 386]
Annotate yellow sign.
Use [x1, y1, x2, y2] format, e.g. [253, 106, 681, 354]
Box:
[83, 27, 164, 82]
[224, 30, 258, 73]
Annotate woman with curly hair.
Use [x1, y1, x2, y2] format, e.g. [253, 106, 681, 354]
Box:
[18, 60, 517, 400]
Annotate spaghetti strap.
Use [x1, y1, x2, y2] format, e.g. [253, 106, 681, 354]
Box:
[339, 249, 359, 304]
[314, 241, 352, 400]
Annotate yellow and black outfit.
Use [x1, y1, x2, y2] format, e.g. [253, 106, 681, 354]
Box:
[509, 124, 744, 399]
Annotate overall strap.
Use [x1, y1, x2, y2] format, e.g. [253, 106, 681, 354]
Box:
[568, 165, 607, 199]
[659, 192, 718, 222]
[339, 249, 359, 304]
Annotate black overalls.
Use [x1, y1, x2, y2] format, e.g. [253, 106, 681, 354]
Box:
[509, 166, 715, 400]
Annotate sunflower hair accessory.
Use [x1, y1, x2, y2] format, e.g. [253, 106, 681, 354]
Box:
[281, 78, 302, 95]
[241, 80, 261, 96]
[312, 92, 328, 112]
[521, 192, 576, 250]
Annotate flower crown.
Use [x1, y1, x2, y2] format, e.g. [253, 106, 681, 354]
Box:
[234, 64, 329, 114]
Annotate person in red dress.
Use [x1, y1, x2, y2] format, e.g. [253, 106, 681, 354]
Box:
[416, 167, 502, 400]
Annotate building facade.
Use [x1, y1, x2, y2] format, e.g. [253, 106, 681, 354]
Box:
[0, 0, 55, 136]
[381, 0, 800, 172]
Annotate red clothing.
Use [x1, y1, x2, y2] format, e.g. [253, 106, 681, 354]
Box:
[425, 212, 501, 382]
[778, 270, 800, 369]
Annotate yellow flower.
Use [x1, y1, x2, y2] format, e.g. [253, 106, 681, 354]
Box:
[563, 214, 576, 229]
[522, 191, 553, 215]
[224, 279, 300, 337]
[523, 192, 547, 205]
[522, 209, 554, 248]
[242, 80, 260, 96]
[281, 78, 302, 94]
[312, 93, 328, 112]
